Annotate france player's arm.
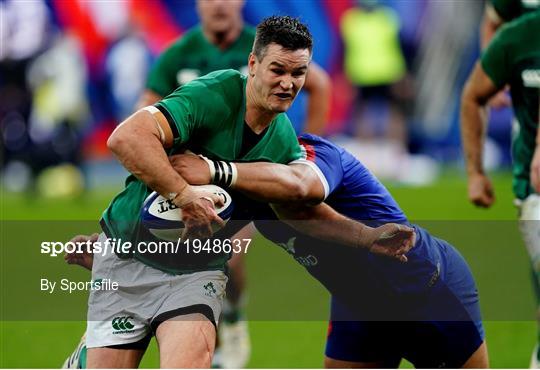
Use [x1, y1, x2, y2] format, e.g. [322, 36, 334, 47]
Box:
[169, 154, 325, 204]
[233, 161, 325, 204]
[270, 202, 413, 260]
[169, 151, 414, 258]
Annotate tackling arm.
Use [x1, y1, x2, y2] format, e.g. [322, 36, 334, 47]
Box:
[169, 154, 325, 204]
[460, 62, 502, 207]
[169, 154, 415, 259]
[233, 162, 325, 204]
[271, 202, 414, 261]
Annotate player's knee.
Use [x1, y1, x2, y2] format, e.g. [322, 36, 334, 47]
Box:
[187, 323, 214, 367]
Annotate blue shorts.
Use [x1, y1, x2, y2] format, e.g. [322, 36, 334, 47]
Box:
[325, 227, 484, 368]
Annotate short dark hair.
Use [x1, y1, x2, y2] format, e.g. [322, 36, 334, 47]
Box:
[253, 15, 313, 60]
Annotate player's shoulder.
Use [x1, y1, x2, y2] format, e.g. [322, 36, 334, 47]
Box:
[297, 134, 342, 161]
[488, 10, 540, 56]
[298, 134, 338, 150]
[176, 70, 244, 112]
[498, 10, 540, 37]
[492, 0, 539, 21]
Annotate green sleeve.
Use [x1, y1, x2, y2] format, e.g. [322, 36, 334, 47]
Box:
[480, 29, 510, 88]
[146, 42, 180, 97]
[154, 81, 229, 146]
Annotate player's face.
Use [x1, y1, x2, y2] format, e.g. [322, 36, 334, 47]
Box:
[197, 0, 244, 34]
[249, 43, 311, 113]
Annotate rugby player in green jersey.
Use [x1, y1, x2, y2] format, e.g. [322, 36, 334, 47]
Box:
[461, 10, 540, 367]
[137, 4, 330, 365]
[481, 0, 539, 48]
[80, 16, 317, 368]
[480, 0, 539, 108]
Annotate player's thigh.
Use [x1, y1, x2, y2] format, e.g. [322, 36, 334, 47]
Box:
[86, 347, 145, 368]
[152, 270, 226, 367]
[155, 313, 216, 368]
[324, 319, 401, 368]
[462, 341, 489, 368]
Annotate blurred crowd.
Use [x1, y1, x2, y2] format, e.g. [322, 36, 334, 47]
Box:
[1, 0, 509, 196]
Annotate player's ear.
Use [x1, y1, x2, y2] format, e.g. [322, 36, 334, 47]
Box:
[248, 52, 257, 77]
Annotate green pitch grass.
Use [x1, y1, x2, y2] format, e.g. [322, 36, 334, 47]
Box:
[0, 170, 535, 368]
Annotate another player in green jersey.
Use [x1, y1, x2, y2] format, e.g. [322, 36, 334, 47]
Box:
[480, 0, 539, 108]
[84, 16, 315, 368]
[461, 10, 540, 367]
[481, 0, 539, 48]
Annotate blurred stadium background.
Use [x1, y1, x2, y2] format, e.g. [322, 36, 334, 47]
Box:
[0, 0, 535, 368]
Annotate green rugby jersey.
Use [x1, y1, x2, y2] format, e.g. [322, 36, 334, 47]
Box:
[146, 25, 255, 97]
[101, 69, 302, 274]
[490, 0, 539, 21]
[481, 11, 540, 199]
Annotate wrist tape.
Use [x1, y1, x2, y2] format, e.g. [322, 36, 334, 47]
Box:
[200, 155, 238, 188]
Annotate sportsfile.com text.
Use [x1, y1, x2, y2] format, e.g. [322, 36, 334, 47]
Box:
[40, 238, 252, 257]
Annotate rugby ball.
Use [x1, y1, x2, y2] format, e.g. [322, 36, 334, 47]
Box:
[140, 184, 234, 241]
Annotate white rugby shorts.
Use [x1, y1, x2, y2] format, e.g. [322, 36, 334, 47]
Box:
[86, 233, 227, 348]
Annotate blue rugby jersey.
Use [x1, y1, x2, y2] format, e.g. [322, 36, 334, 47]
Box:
[254, 135, 480, 324]
[296, 133, 407, 226]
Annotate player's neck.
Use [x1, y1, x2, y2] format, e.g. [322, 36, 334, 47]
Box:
[244, 109, 276, 134]
[245, 81, 277, 133]
[204, 20, 243, 50]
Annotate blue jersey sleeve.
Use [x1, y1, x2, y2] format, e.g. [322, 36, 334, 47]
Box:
[294, 134, 344, 198]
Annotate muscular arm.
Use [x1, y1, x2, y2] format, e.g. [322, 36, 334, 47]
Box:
[461, 62, 501, 176]
[302, 62, 331, 135]
[233, 162, 325, 204]
[272, 202, 413, 260]
[108, 109, 185, 196]
[170, 154, 414, 258]
[170, 155, 325, 204]
[460, 62, 502, 207]
[236, 162, 414, 257]
[108, 109, 224, 238]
